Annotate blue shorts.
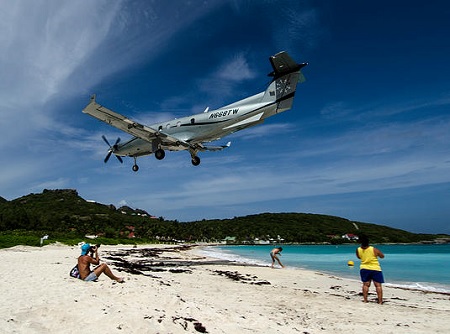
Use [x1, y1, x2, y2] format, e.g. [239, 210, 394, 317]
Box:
[84, 271, 98, 282]
[360, 269, 384, 283]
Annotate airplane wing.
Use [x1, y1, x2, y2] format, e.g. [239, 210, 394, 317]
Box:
[82, 95, 190, 149]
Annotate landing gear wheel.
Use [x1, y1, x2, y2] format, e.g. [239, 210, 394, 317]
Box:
[155, 148, 165, 160]
[132, 164, 139, 172]
[191, 156, 201, 166]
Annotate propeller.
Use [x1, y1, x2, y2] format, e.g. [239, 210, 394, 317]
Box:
[102, 135, 123, 164]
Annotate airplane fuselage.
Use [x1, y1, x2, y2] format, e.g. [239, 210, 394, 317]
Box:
[115, 96, 276, 157]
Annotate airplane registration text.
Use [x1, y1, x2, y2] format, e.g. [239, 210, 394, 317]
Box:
[209, 108, 239, 119]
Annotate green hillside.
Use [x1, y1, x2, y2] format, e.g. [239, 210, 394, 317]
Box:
[182, 213, 442, 244]
[0, 189, 446, 247]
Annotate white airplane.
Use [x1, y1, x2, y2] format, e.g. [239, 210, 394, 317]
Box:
[83, 51, 307, 172]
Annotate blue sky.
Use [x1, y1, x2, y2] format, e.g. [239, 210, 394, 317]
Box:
[1, 1, 449, 234]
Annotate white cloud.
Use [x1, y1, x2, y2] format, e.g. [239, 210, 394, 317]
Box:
[195, 52, 257, 105]
[0, 1, 120, 107]
[216, 53, 256, 82]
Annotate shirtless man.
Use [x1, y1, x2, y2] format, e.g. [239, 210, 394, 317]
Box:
[78, 243, 124, 283]
[270, 247, 285, 268]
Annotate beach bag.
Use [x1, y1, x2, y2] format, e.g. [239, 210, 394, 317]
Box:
[70, 265, 80, 279]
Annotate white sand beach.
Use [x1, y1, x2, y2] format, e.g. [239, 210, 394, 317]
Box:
[1, 243, 448, 333]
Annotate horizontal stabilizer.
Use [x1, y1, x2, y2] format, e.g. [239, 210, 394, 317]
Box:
[268, 51, 307, 79]
[202, 142, 231, 152]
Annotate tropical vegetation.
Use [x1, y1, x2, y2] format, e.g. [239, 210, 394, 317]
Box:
[0, 189, 447, 248]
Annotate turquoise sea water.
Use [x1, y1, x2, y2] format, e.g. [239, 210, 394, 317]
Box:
[199, 244, 450, 293]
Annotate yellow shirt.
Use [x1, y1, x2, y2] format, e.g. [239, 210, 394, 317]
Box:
[357, 246, 382, 271]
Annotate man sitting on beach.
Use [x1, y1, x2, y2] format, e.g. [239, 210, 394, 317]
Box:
[356, 235, 384, 304]
[270, 247, 285, 268]
[78, 243, 124, 283]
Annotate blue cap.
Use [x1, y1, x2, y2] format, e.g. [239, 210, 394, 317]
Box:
[81, 243, 91, 255]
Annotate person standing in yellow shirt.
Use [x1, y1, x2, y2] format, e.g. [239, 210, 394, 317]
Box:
[356, 235, 385, 304]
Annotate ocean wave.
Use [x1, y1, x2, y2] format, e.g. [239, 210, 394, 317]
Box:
[385, 282, 450, 294]
[198, 246, 269, 267]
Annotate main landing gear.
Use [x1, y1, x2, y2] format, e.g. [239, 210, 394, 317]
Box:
[155, 148, 165, 160]
[131, 149, 201, 172]
[189, 149, 201, 166]
[191, 156, 200, 166]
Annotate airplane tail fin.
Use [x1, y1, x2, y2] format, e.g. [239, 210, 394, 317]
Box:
[262, 51, 307, 112]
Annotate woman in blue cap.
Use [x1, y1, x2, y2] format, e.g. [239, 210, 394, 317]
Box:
[78, 243, 124, 283]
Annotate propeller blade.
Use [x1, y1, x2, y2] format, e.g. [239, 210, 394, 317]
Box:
[104, 150, 112, 163]
[116, 155, 123, 163]
[102, 135, 111, 147]
[114, 137, 121, 146]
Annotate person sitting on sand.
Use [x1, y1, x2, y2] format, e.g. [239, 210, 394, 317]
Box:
[78, 243, 124, 283]
[356, 235, 384, 304]
[270, 247, 285, 268]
